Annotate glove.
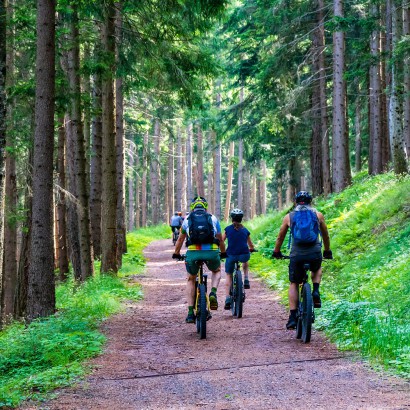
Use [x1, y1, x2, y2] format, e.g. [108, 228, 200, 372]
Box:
[323, 250, 333, 259]
[172, 253, 182, 260]
[272, 250, 284, 259]
[220, 252, 228, 260]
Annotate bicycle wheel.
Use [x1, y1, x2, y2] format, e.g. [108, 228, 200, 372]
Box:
[235, 270, 244, 318]
[198, 283, 207, 339]
[301, 283, 313, 343]
[296, 300, 303, 339]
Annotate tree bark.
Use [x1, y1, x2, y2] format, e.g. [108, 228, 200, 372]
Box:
[403, 0, 410, 157]
[332, 0, 351, 192]
[90, 71, 102, 257]
[100, 1, 118, 273]
[186, 122, 193, 203]
[27, 0, 56, 320]
[56, 117, 69, 281]
[196, 123, 205, 197]
[260, 160, 267, 214]
[151, 119, 160, 224]
[68, 3, 94, 281]
[224, 141, 235, 221]
[141, 131, 148, 226]
[127, 139, 135, 231]
[135, 143, 140, 228]
[167, 132, 174, 218]
[212, 130, 221, 218]
[355, 94, 362, 172]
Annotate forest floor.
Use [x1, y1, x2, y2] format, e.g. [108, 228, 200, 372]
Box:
[22, 239, 410, 410]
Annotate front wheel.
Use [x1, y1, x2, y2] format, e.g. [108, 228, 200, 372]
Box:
[197, 284, 207, 339]
[301, 283, 313, 343]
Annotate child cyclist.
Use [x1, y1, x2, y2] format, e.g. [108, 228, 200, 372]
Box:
[222, 209, 256, 310]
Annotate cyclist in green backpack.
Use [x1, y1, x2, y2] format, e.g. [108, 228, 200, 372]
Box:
[272, 191, 332, 330]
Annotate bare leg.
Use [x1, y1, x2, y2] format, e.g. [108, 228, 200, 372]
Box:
[187, 274, 196, 306]
[225, 273, 232, 297]
[311, 267, 322, 284]
[288, 282, 299, 310]
[243, 261, 249, 278]
[211, 268, 221, 290]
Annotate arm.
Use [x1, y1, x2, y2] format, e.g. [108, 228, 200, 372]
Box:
[216, 233, 226, 253]
[273, 214, 290, 252]
[174, 232, 187, 254]
[317, 212, 330, 251]
[247, 235, 255, 251]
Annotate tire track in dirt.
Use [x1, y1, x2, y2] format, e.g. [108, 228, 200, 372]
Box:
[26, 239, 410, 410]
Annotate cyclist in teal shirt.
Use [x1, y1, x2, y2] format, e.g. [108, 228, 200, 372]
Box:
[222, 209, 255, 310]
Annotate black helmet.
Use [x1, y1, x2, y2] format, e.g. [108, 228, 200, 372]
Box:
[295, 191, 312, 205]
[230, 208, 244, 221]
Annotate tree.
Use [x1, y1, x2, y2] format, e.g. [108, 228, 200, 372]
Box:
[27, 0, 56, 320]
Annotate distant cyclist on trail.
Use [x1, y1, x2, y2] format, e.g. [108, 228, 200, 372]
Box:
[170, 212, 183, 235]
[272, 191, 333, 330]
[222, 208, 255, 310]
[172, 196, 227, 323]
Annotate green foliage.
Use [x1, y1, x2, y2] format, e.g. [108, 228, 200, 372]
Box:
[0, 226, 167, 407]
[249, 172, 410, 377]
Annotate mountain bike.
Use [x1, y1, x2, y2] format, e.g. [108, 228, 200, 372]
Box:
[172, 228, 180, 245]
[181, 255, 210, 339]
[230, 249, 257, 319]
[281, 255, 314, 343]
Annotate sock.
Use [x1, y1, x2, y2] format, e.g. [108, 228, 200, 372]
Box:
[188, 306, 194, 314]
[211, 287, 217, 294]
[290, 309, 297, 318]
[313, 283, 320, 292]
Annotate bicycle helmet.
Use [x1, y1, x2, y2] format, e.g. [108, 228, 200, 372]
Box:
[295, 191, 312, 205]
[190, 196, 208, 210]
[230, 208, 244, 222]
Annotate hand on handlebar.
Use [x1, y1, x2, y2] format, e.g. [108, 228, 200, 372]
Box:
[250, 248, 258, 253]
[172, 253, 183, 261]
[323, 250, 333, 259]
[220, 251, 228, 260]
[272, 250, 285, 259]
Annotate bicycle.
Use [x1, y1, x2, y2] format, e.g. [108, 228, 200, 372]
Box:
[181, 255, 210, 339]
[172, 228, 180, 245]
[229, 249, 257, 319]
[280, 255, 314, 343]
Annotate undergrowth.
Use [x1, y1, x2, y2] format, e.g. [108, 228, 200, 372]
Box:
[248, 172, 410, 378]
[0, 224, 169, 408]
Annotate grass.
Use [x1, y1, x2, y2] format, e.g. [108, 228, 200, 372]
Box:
[0, 224, 169, 408]
[248, 171, 410, 378]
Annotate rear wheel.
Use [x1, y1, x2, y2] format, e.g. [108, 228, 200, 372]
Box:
[198, 284, 207, 339]
[234, 270, 244, 318]
[301, 283, 313, 343]
[296, 299, 303, 339]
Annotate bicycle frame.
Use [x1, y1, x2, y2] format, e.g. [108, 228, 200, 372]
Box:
[194, 261, 210, 313]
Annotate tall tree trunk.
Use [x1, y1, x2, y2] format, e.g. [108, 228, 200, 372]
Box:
[212, 130, 221, 218]
[186, 122, 193, 203]
[355, 94, 362, 172]
[403, 0, 410, 157]
[83, 44, 91, 192]
[390, 0, 408, 174]
[277, 179, 283, 210]
[224, 141, 235, 221]
[384, 0, 393, 166]
[237, 86, 244, 208]
[90, 71, 102, 257]
[27, 0, 56, 320]
[332, 0, 351, 192]
[56, 117, 69, 281]
[65, 116, 81, 280]
[196, 123, 205, 197]
[0, 0, 7, 326]
[380, 19, 390, 171]
[369, 3, 383, 175]
[181, 128, 187, 212]
[260, 160, 267, 214]
[127, 139, 135, 231]
[115, 4, 126, 263]
[135, 143, 140, 228]
[168, 133, 174, 218]
[2, 0, 17, 321]
[251, 172, 257, 219]
[151, 119, 160, 224]
[100, 1, 118, 273]
[141, 131, 148, 227]
[68, 4, 93, 281]
[318, 0, 331, 195]
[242, 166, 251, 219]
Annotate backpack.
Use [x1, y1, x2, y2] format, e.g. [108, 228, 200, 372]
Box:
[187, 209, 215, 245]
[289, 207, 320, 246]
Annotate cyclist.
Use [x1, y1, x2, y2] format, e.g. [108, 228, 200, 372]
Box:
[222, 208, 255, 310]
[170, 212, 183, 236]
[172, 196, 227, 323]
[272, 191, 333, 330]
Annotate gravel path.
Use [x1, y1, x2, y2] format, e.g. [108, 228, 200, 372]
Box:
[26, 239, 410, 409]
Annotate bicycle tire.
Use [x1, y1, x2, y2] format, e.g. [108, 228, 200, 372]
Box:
[235, 270, 244, 318]
[198, 283, 207, 339]
[301, 282, 313, 343]
[296, 302, 302, 339]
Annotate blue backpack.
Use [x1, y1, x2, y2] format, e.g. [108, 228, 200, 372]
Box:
[289, 208, 320, 246]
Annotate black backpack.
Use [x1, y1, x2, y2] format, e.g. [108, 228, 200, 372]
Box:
[187, 209, 215, 245]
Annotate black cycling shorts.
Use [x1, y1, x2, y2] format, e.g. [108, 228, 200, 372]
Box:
[289, 252, 322, 284]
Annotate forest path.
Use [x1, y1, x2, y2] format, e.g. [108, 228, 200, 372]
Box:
[35, 239, 409, 410]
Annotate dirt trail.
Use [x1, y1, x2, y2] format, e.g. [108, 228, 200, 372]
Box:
[29, 239, 409, 409]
